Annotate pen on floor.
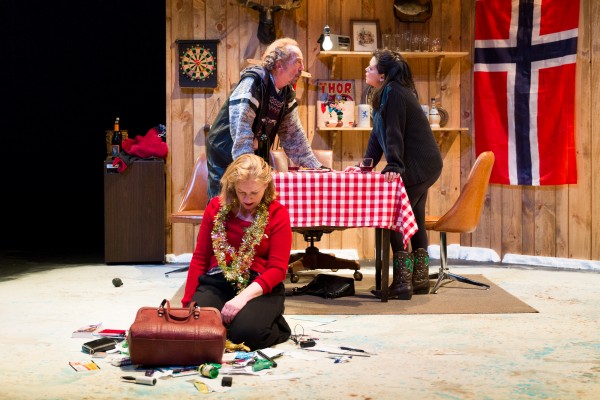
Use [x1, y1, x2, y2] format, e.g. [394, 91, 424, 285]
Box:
[256, 349, 277, 368]
[121, 375, 157, 386]
[340, 346, 376, 356]
[171, 366, 198, 373]
[340, 346, 368, 353]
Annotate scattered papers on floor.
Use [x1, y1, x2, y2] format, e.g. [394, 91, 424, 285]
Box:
[69, 360, 101, 372]
[71, 322, 103, 338]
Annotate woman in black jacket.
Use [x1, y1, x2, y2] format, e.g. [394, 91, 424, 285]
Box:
[360, 49, 443, 300]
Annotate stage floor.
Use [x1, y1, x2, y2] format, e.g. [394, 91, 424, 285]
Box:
[0, 252, 599, 399]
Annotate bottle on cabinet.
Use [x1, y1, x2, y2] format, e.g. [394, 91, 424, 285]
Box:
[111, 117, 122, 158]
[429, 98, 441, 129]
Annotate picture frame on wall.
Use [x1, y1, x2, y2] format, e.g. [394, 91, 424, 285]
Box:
[316, 80, 356, 128]
[351, 20, 380, 52]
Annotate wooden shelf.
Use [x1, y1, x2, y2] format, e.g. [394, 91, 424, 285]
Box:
[318, 50, 469, 78]
[318, 127, 372, 131]
[318, 127, 468, 132]
[318, 51, 469, 59]
[433, 127, 469, 132]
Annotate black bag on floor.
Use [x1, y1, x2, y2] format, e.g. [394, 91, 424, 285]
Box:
[287, 274, 355, 299]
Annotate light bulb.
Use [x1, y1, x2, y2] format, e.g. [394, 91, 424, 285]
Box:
[322, 25, 333, 51]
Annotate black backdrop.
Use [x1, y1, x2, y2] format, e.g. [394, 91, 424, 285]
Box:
[1, 1, 166, 261]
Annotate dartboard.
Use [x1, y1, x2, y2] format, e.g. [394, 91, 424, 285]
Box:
[180, 45, 216, 81]
[177, 39, 219, 88]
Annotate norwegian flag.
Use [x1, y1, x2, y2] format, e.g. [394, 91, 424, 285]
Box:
[474, 0, 579, 185]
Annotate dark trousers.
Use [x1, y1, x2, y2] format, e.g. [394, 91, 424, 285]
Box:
[391, 171, 441, 253]
[191, 272, 291, 350]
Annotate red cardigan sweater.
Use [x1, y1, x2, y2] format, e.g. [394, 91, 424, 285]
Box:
[182, 197, 292, 306]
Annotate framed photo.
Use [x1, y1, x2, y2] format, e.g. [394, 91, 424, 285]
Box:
[351, 20, 380, 52]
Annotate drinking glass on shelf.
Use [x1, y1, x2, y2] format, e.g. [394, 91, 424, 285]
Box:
[401, 31, 412, 52]
[421, 34, 430, 52]
[393, 33, 402, 52]
[411, 33, 422, 52]
[382, 34, 393, 50]
[360, 158, 374, 173]
[430, 37, 442, 52]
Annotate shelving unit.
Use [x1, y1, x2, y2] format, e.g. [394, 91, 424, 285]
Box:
[316, 50, 470, 136]
[318, 51, 469, 78]
[318, 50, 469, 58]
[317, 126, 469, 132]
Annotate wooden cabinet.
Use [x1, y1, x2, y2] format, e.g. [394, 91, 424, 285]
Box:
[104, 160, 166, 264]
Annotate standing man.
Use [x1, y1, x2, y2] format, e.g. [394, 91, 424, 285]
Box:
[206, 38, 325, 198]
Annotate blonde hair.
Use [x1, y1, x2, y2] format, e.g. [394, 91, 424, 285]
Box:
[262, 37, 300, 71]
[219, 154, 276, 205]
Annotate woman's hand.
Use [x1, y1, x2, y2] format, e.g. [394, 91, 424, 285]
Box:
[344, 166, 360, 173]
[383, 171, 400, 182]
[220, 281, 263, 324]
[221, 297, 247, 324]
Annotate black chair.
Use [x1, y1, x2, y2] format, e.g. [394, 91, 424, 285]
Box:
[270, 149, 362, 283]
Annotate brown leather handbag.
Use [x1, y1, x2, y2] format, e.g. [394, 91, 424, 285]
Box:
[127, 299, 226, 366]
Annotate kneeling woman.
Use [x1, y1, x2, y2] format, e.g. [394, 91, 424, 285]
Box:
[181, 154, 291, 349]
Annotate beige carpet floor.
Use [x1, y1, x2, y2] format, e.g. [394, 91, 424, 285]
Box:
[171, 272, 538, 315]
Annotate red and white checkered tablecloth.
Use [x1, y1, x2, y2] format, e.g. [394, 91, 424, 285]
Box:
[273, 171, 417, 248]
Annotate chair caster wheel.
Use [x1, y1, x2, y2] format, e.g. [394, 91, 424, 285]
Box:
[290, 274, 300, 283]
[353, 271, 363, 281]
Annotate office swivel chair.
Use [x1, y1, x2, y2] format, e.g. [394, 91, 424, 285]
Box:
[425, 151, 495, 293]
[270, 149, 362, 283]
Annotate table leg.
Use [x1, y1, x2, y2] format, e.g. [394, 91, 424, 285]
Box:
[381, 229, 390, 302]
[375, 228, 382, 290]
[374, 228, 390, 302]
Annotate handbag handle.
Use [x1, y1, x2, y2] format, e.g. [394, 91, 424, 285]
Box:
[157, 299, 200, 322]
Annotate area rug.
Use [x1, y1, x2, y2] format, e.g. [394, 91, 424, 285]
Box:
[171, 272, 538, 315]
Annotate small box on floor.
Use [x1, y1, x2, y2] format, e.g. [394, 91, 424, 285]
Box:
[82, 337, 117, 354]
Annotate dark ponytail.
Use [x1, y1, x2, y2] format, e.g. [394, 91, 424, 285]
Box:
[370, 49, 419, 109]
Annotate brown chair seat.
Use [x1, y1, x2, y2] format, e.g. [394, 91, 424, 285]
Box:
[169, 153, 208, 226]
[165, 154, 208, 275]
[170, 210, 204, 224]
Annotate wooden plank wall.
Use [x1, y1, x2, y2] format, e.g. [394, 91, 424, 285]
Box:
[166, 0, 600, 262]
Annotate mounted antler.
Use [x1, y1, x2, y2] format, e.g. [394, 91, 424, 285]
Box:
[237, 0, 303, 44]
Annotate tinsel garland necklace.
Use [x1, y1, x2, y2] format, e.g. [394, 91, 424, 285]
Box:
[211, 201, 269, 293]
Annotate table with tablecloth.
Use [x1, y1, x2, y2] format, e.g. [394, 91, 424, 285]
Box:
[273, 170, 417, 301]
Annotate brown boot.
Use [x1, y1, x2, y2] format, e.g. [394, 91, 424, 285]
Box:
[412, 248, 430, 295]
[372, 251, 413, 300]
